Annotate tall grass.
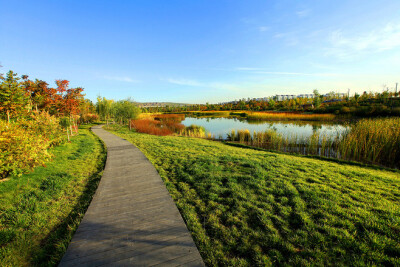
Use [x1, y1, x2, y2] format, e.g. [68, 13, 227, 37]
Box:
[137, 112, 161, 119]
[246, 111, 336, 121]
[228, 129, 339, 157]
[185, 111, 231, 118]
[339, 118, 400, 167]
[153, 114, 185, 122]
[228, 117, 400, 168]
[130, 114, 185, 136]
[179, 124, 206, 138]
[130, 119, 174, 136]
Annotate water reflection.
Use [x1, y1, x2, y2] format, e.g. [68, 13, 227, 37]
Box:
[181, 117, 348, 139]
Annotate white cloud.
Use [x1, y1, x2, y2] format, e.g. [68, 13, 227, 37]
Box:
[104, 76, 139, 83]
[273, 32, 287, 38]
[273, 31, 299, 46]
[296, 9, 311, 18]
[166, 78, 203, 87]
[258, 26, 270, 32]
[326, 22, 400, 59]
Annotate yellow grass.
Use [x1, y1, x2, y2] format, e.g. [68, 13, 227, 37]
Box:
[137, 112, 162, 119]
[246, 111, 336, 121]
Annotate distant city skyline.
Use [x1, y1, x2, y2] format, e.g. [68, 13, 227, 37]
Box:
[1, 0, 400, 104]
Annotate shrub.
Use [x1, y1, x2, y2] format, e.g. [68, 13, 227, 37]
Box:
[79, 113, 99, 124]
[25, 111, 64, 146]
[0, 112, 64, 178]
[0, 120, 51, 178]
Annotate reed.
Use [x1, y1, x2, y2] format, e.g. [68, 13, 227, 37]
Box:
[185, 111, 231, 117]
[130, 119, 173, 136]
[179, 124, 206, 138]
[247, 111, 336, 121]
[227, 117, 400, 168]
[137, 113, 161, 119]
[153, 114, 185, 122]
[339, 117, 400, 167]
[130, 114, 186, 136]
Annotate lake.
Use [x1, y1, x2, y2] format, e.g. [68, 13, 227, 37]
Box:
[181, 117, 348, 140]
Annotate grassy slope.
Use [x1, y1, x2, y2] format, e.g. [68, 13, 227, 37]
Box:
[107, 125, 400, 266]
[0, 125, 106, 266]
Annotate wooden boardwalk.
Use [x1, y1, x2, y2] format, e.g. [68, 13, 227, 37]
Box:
[59, 125, 204, 267]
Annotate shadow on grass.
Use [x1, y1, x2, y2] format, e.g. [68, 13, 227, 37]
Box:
[31, 127, 107, 266]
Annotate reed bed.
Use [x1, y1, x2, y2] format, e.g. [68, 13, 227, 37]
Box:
[130, 114, 186, 136]
[185, 111, 231, 117]
[130, 119, 174, 136]
[339, 117, 400, 167]
[153, 113, 185, 122]
[137, 113, 161, 119]
[228, 117, 400, 168]
[179, 124, 206, 138]
[228, 129, 340, 158]
[246, 111, 336, 121]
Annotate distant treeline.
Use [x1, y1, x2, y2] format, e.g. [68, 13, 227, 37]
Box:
[143, 89, 400, 117]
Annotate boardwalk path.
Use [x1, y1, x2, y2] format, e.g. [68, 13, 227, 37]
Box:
[59, 125, 204, 267]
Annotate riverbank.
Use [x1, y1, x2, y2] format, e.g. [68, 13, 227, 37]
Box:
[0, 125, 106, 266]
[106, 124, 400, 266]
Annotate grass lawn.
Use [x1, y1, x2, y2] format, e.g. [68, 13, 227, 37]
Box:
[106, 124, 400, 266]
[0, 125, 106, 266]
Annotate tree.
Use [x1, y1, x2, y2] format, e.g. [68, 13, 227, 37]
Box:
[96, 97, 114, 125]
[61, 86, 84, 116]
[113, 99, 141, 129]
[313, 89, 322, 108]
[327, 91, 336, 99]
[0, 71, 29, 122]
[268, 99, 276, 109]
[22, 78, 52, 111]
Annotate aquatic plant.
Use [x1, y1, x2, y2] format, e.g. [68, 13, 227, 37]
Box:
[227, 117, 400, 168]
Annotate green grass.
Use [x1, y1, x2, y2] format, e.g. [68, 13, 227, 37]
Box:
[0, 125, 106, 266]
[106, 124, 400, 266]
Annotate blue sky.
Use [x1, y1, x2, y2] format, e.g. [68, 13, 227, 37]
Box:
[1, 0, 400, 104]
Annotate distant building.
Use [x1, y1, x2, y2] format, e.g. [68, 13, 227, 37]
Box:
[298, 94, 314, 99]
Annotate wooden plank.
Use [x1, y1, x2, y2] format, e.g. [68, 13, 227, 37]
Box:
[59, 125, 204, 267]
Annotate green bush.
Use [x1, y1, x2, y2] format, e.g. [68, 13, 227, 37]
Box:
[25, 111, 64, 146]
[0, 112, 64, 178]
